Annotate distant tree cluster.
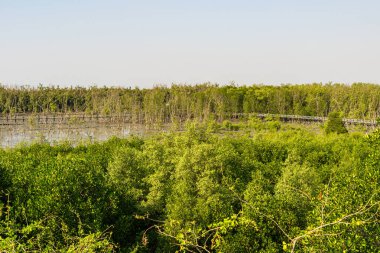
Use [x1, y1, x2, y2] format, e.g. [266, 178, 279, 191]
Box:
[1, 83, 380, 120]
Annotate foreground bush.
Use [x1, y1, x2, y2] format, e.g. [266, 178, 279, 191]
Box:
[0, 124, 378, 252]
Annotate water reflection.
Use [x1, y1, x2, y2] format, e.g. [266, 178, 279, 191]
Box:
[0, 123, 155, 148]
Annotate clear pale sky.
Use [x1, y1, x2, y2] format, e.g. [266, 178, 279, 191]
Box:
[1, 0, 379, 88]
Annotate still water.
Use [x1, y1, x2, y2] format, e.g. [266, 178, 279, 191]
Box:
[0, 123, 161, 148]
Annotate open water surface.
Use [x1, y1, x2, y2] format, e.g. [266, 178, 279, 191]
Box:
[0, 123, 163, 148]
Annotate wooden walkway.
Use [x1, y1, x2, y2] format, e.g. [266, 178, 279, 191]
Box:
[0, 113, 135, 126]
[0, 113, 377, 127]
[254, 114, 377, 126]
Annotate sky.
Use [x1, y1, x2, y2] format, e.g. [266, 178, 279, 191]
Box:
[0, 0, 380, 88]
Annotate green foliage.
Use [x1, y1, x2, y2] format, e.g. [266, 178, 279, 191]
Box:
[325, 112, 348, 134]
[0, 124, 378, 252]
[1, 83, 380, 120]
[221, 120, 240, 131]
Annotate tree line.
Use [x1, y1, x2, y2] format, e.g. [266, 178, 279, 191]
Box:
[1, 83, 380, 120]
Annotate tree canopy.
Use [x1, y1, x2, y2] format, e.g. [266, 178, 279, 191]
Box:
[0, 121, 378, 252]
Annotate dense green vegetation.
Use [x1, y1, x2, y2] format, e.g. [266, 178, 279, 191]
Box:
[0, 120, 378, 252]
[325, 112, 348, 134]
[1, 83, 380, 121]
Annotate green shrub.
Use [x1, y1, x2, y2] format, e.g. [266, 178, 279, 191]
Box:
[222, 120, 240, 131]
[1, 127, 379, 252]
[325, 112, 348, 134]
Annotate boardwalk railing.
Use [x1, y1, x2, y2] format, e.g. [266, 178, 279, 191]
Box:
[0, 113, 377, 126]
[0, 113, 134, 126]
[254, 114, 377, 126]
